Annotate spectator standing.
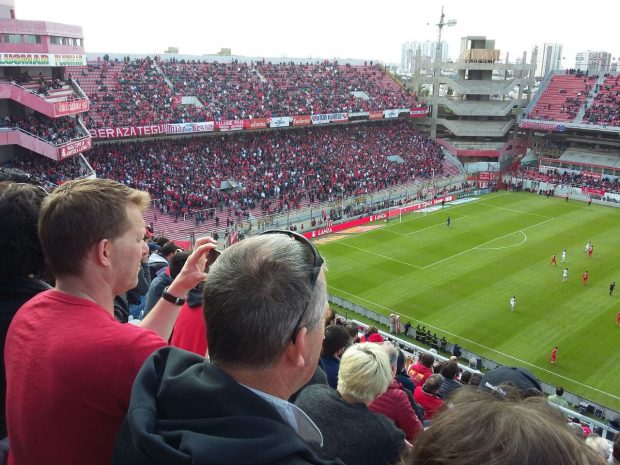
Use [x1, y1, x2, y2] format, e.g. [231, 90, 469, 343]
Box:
[319, 324, 350, 389]
[0, 181, 49, 439]
[5, 178, 215, 465]
[113, 231, 341, 465]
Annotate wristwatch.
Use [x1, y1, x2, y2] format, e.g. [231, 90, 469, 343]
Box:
[161, 286, 186, 306]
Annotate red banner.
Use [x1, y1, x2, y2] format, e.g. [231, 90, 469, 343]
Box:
[293, 115, 312, 126]
[368, 111, 383, 120]
[90, 125, 166, 139]
[215, 120, 244, 131]
[477, 172, 495, 181]
[58, 137, 92, 160]
[243, 118, 268, 130]
[581, 172, 602, 180]
[410, 106, 428, 117]
[53, 99, 89, 117]
[582, 187, 605, 196]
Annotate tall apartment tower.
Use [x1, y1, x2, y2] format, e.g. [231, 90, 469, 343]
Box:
[532, 43, 563, 78]
[575, 51, 612, 75]
[400, 41, 448, 74]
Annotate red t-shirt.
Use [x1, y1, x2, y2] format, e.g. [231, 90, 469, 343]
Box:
[5, 290, 166, 465]
[169, 303, 207, 357]
[407, 362, 433, 387]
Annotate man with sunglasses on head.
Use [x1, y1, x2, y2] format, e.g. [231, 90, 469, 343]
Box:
[113, 231, 342, 465]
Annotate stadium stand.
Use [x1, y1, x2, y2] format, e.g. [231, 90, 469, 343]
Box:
[583, 75, 620, 126]
[10, 120, 443, 212]
[515, 167, 620, 194]
[527, 74, 596, 122]
[0, 113, 86, 146]
[68, 58, 417, 127]
[68, 57, 175, 128]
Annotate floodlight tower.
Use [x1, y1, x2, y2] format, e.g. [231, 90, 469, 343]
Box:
[430, 7, 456, 137]
[435, 6, 456, 64]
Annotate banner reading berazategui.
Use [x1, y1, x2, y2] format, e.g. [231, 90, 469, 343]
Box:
[89, 125, 166, 139]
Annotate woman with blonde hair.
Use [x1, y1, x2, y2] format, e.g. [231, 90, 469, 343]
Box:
[295, 343, 408, 465]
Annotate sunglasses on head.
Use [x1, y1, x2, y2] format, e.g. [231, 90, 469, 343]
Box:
[259, 229, 324, 343]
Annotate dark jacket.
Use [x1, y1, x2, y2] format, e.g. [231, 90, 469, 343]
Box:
[319, 355, 340, 389]
[143, 273, 172, 317]
[294, 384, 406, 465]
[112, 347, 341, 465]
[0, 277, 50, 438]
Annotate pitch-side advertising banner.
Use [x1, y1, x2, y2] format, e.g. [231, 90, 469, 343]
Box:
[303, 196, 454, 239]
[215, 120, 244, 131]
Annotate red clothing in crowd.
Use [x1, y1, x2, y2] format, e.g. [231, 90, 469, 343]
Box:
[5, 290, 166, 465]
[170, 302, 208, 357]
[369, 379, 423, 442]
[413, 385, 444, 420]
[407, 361, 433, 387]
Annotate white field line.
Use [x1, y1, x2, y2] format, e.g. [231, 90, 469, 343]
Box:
[477, 202, 553, 219]
[421, 218, 554, 270]
[333, 242, 423, 269]
[477, 231, 527, 250]
[329, 285, 620, 402]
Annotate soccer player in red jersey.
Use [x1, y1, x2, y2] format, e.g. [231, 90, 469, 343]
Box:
[549, 346, 558, 364]
[551, 254, 557, 265]
[582, 271, 589, 286]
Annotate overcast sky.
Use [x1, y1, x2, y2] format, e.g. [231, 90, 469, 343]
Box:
[16, 0, 620, 68]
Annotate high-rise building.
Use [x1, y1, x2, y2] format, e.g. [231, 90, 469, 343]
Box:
[532, 43, 563, 78]
[575, 51, 611, 75]
[400, 41, 448, 73]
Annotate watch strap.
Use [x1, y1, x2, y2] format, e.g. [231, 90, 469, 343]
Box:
[161, 286, 186, 306]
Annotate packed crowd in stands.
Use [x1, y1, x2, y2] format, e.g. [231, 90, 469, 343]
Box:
[0, 113, 85, 145]
[72, 58, 176, 128]
[8, 120, 445, 216]
[515, 166, 620, 194]
[68, 57, 417, 127]
[584, 75, 620, 126]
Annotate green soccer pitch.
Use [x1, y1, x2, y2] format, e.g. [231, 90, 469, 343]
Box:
[317, 191, 620, 411]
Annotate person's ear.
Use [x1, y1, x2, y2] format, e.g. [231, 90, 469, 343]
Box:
[94, 239, 112, 267]
[285, 327, 309, 368]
